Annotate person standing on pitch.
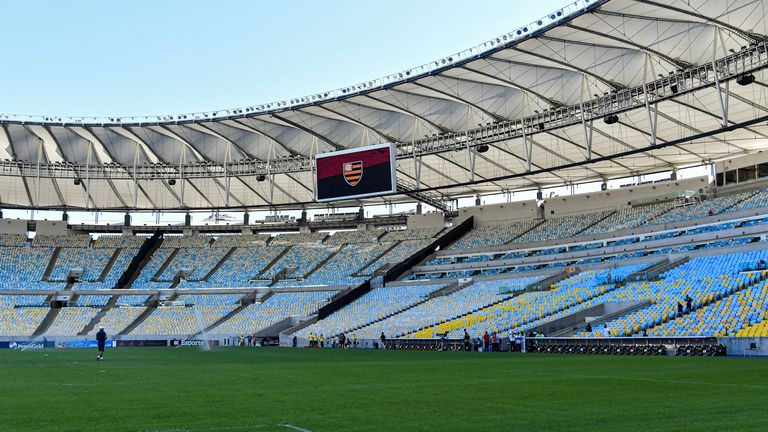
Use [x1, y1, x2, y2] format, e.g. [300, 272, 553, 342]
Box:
[96, 326, 107, 361]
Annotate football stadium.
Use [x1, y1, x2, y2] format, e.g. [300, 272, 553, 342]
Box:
[2, 0, 768, 430]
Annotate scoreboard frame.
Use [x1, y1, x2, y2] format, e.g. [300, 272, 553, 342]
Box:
[314, 143, 397, 202]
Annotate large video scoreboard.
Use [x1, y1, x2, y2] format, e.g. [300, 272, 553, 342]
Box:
[315, 143, 397, 202]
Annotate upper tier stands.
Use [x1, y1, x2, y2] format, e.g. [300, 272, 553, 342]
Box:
[514, 211, 613, 243]
[449, 220, 540, 249]
[443, 189, 768, 253]
[0, 246, 62, 291]
[358, 240, 431, 276]
[325, 230, 382, 245]
[581, 203, 672, 235]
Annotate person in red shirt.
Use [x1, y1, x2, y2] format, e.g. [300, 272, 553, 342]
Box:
[483, 331, 490, 352]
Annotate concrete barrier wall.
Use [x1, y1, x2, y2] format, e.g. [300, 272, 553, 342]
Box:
[407, 212, 445, 229]
[456, 201, 538, 225]
[0, 219, 27, 235]
[720, 337, 768, 356]
[544, 176, 710, 217]
[35, 220, 71, 236]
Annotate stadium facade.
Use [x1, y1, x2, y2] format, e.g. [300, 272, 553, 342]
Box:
[1, 0, 768, 356]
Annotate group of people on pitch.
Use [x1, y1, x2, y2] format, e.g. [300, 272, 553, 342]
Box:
[307, 332, 325, 348]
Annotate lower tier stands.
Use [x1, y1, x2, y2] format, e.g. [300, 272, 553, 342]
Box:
[296, 284, 445, 339]
[209, 291, 338, 336]
[344, 276, 545, 340]
[0, 306, 47, 336]
[579, 251, 768, 337]
[409, 265, 645, 339]
[93, 307, 145, 335]
[647, 280, 768, 337]
[129, 304, 237, 336]
[45, 307, 100, 336]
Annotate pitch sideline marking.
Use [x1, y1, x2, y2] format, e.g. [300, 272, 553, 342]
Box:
[143, 424, 269, 432]
[281, 424, 314, 432]
[144, 424, 313, 432]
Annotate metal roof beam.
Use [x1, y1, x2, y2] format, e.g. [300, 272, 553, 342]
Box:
[268, 113, 344, 152]
[632, 0, 767, 42]
[460, 64, 562, 107]
[225, 118, 300, 157]
[564, 23, 691, 69]
[410, 81, 507, 122]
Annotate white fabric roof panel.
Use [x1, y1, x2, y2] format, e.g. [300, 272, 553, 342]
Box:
[0, 0, 767, 210]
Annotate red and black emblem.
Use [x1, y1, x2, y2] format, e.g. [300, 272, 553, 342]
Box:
[343, 161, 363, 186]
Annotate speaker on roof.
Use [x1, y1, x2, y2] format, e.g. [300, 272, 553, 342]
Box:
[256, 175, 267, 182]
[73, 178, 81, 185]
[603, 114, 619, 125]
[476, 144, 489, 153]
[737, 73, 755, 86]
[168, 178, 176, 186]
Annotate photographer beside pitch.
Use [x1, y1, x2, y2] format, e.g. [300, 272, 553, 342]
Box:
[96, 326, 107, 361]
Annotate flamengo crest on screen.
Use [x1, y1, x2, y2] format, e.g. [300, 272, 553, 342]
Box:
[343, 161, 363, 186]
[314, 143, 396, 202]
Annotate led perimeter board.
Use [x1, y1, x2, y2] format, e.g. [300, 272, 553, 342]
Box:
[315, 143, 397, 202]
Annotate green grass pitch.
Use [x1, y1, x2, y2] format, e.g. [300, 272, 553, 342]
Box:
[1, 347, 766, 431]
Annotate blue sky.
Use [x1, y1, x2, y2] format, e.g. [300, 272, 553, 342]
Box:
[0, 0, 568, 117]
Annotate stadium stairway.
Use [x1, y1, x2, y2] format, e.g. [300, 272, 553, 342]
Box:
[152, 248, 180, 281]
[302, 247, 343, 280]
[316, 218, 475, 321]
[255, 245, 291, 278]
[32, 285, 74, 337]
[504, 219, 546, 245]
[280, 316, 318, 339]
[317, 281, 372, 320]
[642, 204, 677, 226]
[626, 257, 690, 282]
[32, 308, 61, 337]
[428, 280, 473, 298]
[41, 247, 62, 281]
[118, 305, 155, 336]
[386, 216, 474, 283]
[351, 242, 400, 278]
[97, 248, 123, 282]
[118, 292, 176, 336]
[526, 269, 579, 291]
[572, 211, 618, 236]
[201, 247, 237, 281]
[79, 295, 119, 336]
[115, 232, 161, 289]
[195, 301, 252, 337]
[545, 300, 654, 337]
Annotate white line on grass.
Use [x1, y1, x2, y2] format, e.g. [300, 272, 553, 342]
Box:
[280, 424, 314, 432]
[143, 424, 269, 432]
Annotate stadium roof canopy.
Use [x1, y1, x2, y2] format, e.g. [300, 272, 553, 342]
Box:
[1, 0, 768, 211]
